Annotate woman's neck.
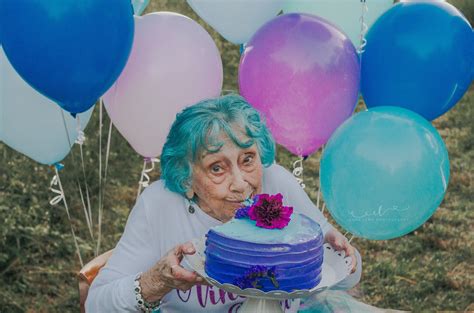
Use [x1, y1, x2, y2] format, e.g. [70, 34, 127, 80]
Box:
[194, 198, 232, 223]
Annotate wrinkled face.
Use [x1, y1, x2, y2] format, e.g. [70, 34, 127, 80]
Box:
[191, 132, 263, 222]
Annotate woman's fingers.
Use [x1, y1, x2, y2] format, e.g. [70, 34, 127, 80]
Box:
[173, 242, 196, 261]
[164, 242, 201, 284]
[343, 242, 354, 257]
[350, 254, 357, 273]
[197, 275, 211, 286]
[326, 231, 358, 274]
[182, 242, 196, 255]
[339, 241, 357, 273]
[170, 264, 198, 282]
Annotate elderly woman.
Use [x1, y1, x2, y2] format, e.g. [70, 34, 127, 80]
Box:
[86, 95, 362, 313]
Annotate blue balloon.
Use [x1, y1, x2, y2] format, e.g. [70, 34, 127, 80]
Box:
[0, 0, 134, 114]
[361, 2, 473, 121]
[320, 107, 450, 240]
[132, 0, 150, 15]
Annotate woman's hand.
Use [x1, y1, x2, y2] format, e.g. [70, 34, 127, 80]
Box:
[139, 242, 207, 303]
[324, 229, 357, 274]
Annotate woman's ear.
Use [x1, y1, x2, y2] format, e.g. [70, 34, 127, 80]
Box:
[186, 188, 194, 200]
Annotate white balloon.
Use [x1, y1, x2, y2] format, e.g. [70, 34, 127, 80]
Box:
[0, 48, 93, 165]
[282, 0, 394, 48]
[187, 0, 285, 44]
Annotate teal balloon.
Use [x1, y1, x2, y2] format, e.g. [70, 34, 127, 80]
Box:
[0, 48, 93, 165]
[132, 0, 149, 15]
[320, 107, 450, 240]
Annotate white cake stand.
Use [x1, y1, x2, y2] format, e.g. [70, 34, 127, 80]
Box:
[184, 237, 353, 313]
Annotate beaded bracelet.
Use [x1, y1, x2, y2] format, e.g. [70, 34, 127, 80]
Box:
[134, 273, 162, 312]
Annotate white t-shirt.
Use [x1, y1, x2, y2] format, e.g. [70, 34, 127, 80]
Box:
[86, 164, 362, 313]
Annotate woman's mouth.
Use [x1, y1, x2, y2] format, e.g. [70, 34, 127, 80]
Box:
[227, 192, 255, 205]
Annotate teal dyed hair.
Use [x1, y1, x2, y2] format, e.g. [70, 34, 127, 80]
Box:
[161, 94, 275, 196]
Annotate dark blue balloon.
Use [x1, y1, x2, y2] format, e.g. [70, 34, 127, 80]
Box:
[0, 0, 134, 114]
[361, 2, 473, 121]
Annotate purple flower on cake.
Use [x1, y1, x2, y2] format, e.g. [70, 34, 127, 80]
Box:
[233, 276, 254, 289]
[234, 195, 259, 219]
[233, 265, 279, 290]
[248, 193, 293, 229]
[235, 206, 250, 219]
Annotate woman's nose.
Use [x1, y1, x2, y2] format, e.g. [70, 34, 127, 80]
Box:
[230, 169, 248, 193]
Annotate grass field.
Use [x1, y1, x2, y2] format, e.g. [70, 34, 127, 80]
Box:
[0, 1, 472, 312]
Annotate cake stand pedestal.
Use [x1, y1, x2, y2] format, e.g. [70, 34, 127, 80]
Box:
[239, 297, 284, 313]
[184, 237, 353, 313]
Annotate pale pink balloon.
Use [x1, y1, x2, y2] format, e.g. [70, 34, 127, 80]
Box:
[104, 12, 223, 157]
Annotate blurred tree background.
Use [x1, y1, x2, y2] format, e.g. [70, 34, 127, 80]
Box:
[0, 1, 472, 312]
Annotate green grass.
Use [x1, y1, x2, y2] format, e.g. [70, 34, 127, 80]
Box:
[0, 1, 472, 312]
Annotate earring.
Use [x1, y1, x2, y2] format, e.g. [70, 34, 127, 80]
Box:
[186, 189, 194, 200]
[186, 189, 195, 214]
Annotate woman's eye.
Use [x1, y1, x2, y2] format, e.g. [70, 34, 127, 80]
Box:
[243, 155, 254, 165]
[211, 164, 223, 174]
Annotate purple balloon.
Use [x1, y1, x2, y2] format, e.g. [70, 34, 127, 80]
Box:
[239, 13, 360, 156]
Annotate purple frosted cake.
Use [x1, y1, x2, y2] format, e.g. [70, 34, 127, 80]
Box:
[204, 194, 324, 292]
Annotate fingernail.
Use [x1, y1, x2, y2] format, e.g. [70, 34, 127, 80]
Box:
[187, 248, 194, 253]
[197, 277, 203, 282]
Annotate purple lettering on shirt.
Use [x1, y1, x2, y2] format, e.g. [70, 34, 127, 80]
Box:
[228, 301, 244, 313]
[176, 288, 192, 302]
[196, 284, 210, 308]
[209, 288, 227, 305]
[176, 285, 247, 309]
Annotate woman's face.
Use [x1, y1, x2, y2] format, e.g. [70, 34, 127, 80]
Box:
[191, 133, 263, 222]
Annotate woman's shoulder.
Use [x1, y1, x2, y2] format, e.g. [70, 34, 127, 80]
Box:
[139, 180, 185, 215]
[140, 179, 180, 198]
[262, 163, 297, 191]
[263, 163, 294, 181]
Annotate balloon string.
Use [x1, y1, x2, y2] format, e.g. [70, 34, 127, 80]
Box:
[49, 171, 64, 206]
[77, 181, 94, 241]
[60, 110, 94, 244]
[357, 0, 369, 54]
[50, 164, 84, 267]
[75, 115, 86, 145]
[76, 116, 94, 247]
[348, 235, 355, 244]
[316, 145, 325, 211]
[343, 232, 356, 244]
[136, 158, 160, 201]
[96, 99, 103, 256]
[104, 120, 113, 183]
[96, 100, 113, 256]
[292, 156, 306, 189]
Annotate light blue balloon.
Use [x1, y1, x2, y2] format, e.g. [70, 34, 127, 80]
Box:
[132, 0, 149, 15]
[320, 107, 450, 240]
[0, 48, 93, 165]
